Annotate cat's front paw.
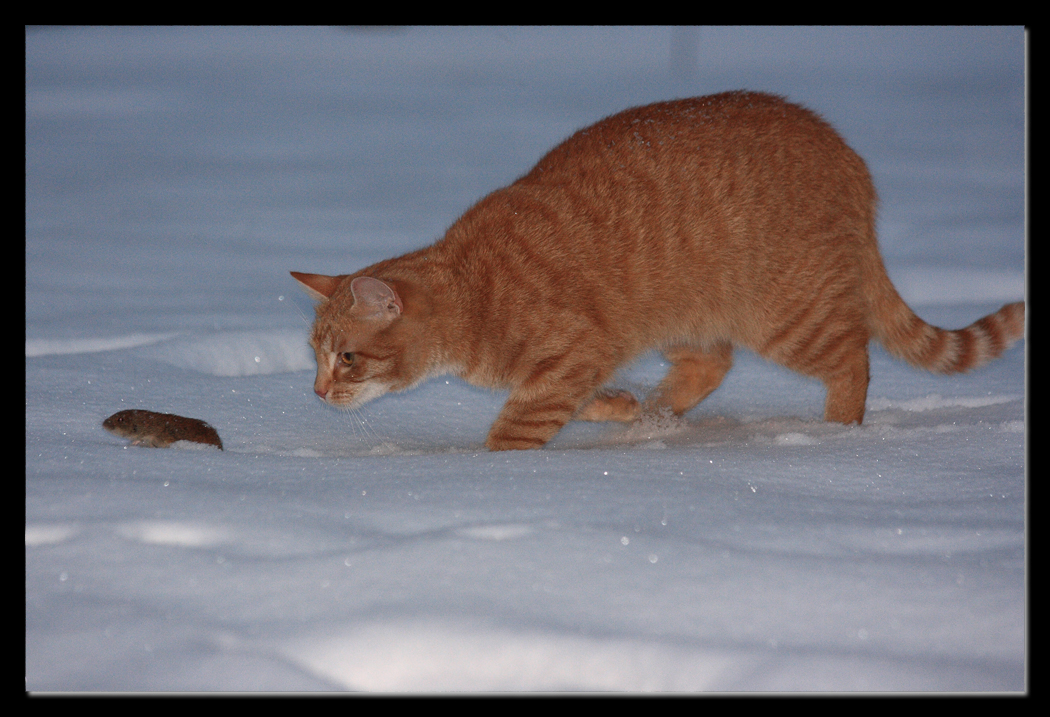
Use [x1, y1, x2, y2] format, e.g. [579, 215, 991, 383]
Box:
[575, 389, 641, 423]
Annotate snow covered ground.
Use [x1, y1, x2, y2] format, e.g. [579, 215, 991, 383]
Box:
[25, 26, 1026, 692]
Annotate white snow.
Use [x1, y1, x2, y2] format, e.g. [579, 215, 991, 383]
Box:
[25, 26, 1026, 693]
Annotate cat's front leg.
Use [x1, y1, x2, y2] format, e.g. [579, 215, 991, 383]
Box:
[486, 375, 605, 450]
[486, 395, 574, 451]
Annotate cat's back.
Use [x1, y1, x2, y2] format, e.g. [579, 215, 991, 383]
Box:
[438, 92, 875, 314]
[520, 91, 869, 195]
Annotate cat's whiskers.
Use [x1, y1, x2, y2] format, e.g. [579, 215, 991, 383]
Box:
[337, 402, 388, 450]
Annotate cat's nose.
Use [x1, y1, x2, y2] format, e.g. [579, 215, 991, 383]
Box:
[314, 388, 327, 400]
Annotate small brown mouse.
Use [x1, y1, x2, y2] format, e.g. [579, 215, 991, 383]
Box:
[103, 409, 223, 450]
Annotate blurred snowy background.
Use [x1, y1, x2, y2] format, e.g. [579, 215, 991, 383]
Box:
[26, 26, 1025, 692]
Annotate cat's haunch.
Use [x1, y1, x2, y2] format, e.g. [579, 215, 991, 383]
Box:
[293, 91, 1024, 451]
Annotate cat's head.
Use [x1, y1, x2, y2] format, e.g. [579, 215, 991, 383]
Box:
[292, 272, 417, 409]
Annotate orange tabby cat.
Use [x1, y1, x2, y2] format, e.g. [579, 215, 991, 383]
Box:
[293, 91, 1024, 451]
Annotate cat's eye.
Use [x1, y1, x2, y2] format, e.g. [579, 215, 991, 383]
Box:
[339, 352, 355, 367]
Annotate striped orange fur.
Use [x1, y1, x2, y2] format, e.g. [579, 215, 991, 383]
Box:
[293, 91, 1025, 450]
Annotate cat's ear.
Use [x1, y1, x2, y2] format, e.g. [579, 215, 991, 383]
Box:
[350, 276, 403, 319]
[291, 272, 345, 302]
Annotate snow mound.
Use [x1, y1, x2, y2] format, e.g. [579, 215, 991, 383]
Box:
[25, 332, 181, 357]
[116, 521, 229, 548]
[455, 524, 534, 541]
[25, 523, 80, 547]
[142, 330, 314, 376]
[272, 616, 1015, 691]
[867, 393, 1019, 413]
[276, 618, 750, 691]
[774, 432, 819, 446]
[25, 329, 314, 377]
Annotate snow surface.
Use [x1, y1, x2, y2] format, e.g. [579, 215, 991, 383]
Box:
[25, 26, 1026, 692]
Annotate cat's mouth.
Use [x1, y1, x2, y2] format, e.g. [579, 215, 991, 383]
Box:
[317, 380, 390, 410]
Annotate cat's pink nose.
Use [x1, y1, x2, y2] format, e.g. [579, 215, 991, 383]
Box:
[314, 388, 327, 400]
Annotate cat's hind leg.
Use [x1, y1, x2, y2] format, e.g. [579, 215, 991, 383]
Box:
[820, 346, 869, 425]
[764, 321, 870, 425]
[645, 343, 733, 416]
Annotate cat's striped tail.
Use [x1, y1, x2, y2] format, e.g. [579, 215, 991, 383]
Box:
[865, 266, 1025, 374]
